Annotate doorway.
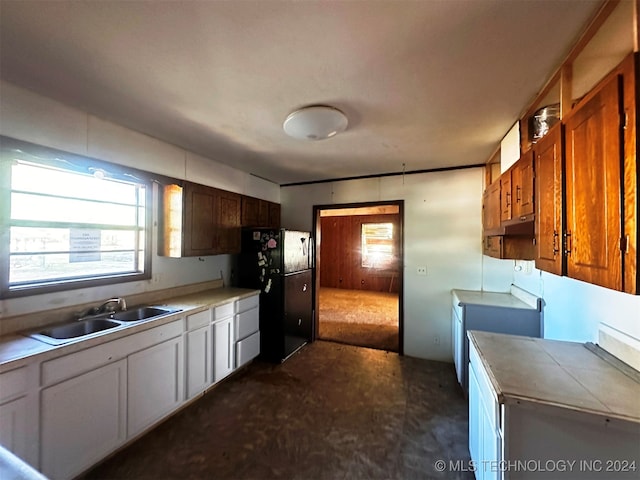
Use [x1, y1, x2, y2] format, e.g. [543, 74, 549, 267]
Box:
[313, 202, 403, 354]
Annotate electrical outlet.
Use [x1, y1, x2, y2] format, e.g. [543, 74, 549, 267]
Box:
[433, 335, 440, 345]
[417, 266, 427, 276]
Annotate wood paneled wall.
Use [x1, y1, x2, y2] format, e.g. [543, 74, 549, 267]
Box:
[320, 214, 400, 293]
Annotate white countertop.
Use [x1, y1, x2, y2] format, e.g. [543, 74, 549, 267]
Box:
[0, 287, 259, 371]
[452, 286, 539, 310]
[469, 330, 640, 424]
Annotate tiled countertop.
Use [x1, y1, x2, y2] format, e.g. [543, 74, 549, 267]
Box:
[469, 330, 640, 423]
[0, 287, 259, 371]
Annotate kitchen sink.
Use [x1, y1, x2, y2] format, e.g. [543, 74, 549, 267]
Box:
[29, 318, 122, 345]
[111, 306, 180, 322]
[26, 305, 182, 345]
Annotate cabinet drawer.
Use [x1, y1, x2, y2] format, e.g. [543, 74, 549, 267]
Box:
[235, 294, 259, 313]
[469, 339, 500, 430]
[235, 331, 260, 368]
[0, 367, 27, 403]
[213, 302, 234, 320]
[42, 320, 184, 386]
[235, 308, 259, 341]
[186, 309, 211, 330]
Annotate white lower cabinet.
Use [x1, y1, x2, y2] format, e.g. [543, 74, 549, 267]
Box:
[40, 359, 127, 480]
[186, 325, 211, 398]
[469, 342, 501, 480]
[0, 365, 37, 467]
[127, 335, 184, 437]
[0, 396, 29, 460]
[186, 307, 213, 399]
[3, 292, 261, 479]
[213, 316, 234, 383]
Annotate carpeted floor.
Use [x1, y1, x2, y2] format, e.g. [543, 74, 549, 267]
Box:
[81, 341, 472, 480]
[318, 287, 399, 352]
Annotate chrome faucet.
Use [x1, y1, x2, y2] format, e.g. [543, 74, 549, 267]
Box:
[79, 297, 127, 318]
[96, 297, 127, 314]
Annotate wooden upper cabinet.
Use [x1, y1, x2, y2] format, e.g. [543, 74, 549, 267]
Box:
[534, 123, 563, 276]
[241, 196, 260, 227]
[564, 70, 622, 291]
[159, 182, 242, 257]
[183, 182, 218, 257]
[216, 189, 242, 254]
[621, 53, 638, 294]
[513, 151, 534, 219]
[500, 171, 512, 223]
[482, 180, 501, 233]
[241, 195, 281, 228]
[268, 202, 281, 228]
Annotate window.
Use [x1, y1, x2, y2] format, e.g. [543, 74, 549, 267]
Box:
[1, 137, 152, 297]
[361, 223, 395, 269]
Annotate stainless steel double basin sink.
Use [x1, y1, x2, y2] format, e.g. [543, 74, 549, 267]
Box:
[28, 306, 182, 346]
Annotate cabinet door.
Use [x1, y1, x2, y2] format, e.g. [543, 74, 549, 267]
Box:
[452, 307, 463, 386]
[241, 196, 260, 226]
[213, 317, 234, 383]
[41, 359, 127, 480]
[514, 152, 534, 217]
[268, 202, 281, 228]
[184, 182, 217, 256]
[216, 189, 241, 254]
[128, 336, 184, 437]
[468, 363, 482, 477]
[483, 235, 502, 258]
[186, 325, 211, 399]
[535, 124, 563, 275]
[565, 73, 622, 290]
[483, 181, 501, 232]
[0, 397, 28, 462]
[500, 171, 512, 223]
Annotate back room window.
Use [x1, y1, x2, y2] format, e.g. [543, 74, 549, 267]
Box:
[1, 139, 152, 297]
[361, 222, 395, 269]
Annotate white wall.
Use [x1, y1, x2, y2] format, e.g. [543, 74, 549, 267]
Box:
[281, 168, 513, 362]
[512, 262, 640, 344]
[0, 80, 279, 318]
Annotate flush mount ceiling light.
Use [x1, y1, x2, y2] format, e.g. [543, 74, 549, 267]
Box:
[283, 105, 348, 141]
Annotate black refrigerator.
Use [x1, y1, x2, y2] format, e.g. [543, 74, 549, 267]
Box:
[237, 229, 314, 362]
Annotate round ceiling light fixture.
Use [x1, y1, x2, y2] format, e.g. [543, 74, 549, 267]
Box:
[283, 105, 348, 141]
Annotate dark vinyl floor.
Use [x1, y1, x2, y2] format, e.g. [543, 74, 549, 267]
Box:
[82, 341, 473, 480]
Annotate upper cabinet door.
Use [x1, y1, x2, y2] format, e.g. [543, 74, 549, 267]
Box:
[514, 152, 534, 218]
[564, 73, 622, 291]
[534, 124, 563, 276]
[500, 171, 512, 223]
[483, 181, 501, 233]
[184, 182, 218, 256]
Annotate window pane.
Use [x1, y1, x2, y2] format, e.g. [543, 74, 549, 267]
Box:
[10, 227, 139, 253]
[11, 192, 141, 226]
[362, 223, 395, 269]
[9, 251, 137, 285]
[12, 162, 140, 203]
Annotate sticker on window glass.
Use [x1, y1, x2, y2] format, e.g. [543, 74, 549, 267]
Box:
[69, 229, 101, 262]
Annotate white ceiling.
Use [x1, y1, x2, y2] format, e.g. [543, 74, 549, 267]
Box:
[0, 0, 602, 185]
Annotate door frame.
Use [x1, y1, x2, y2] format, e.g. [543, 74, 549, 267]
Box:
[312, 200, 404, 355]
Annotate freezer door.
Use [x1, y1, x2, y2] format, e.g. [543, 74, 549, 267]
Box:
[283, 230, 311, 273]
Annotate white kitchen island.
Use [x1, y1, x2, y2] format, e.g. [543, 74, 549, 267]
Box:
[468, 330, 640, 480]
